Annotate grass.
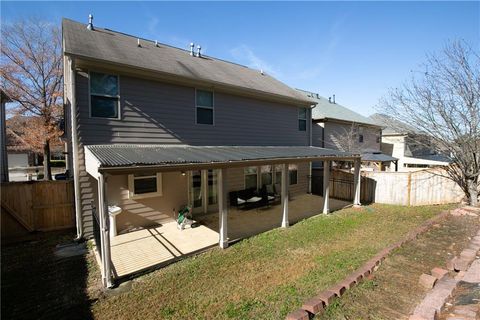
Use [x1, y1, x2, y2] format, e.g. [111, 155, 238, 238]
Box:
[316, 213, 480, 320]
[89, 204, 454, 320]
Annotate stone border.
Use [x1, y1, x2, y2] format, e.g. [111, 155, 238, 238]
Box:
[286, 209, 453, 320]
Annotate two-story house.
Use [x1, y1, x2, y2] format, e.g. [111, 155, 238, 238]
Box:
[297, 90, 398, 171]
[63, 17, 361, 287]
[370, 113, 450, 171]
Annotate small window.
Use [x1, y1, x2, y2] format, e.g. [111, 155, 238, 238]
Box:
[358, 127, 364, 143]
[298, 107, 307, 131]
[244, 167, 258, 190]
[196, 90, 214, 125]
[90, 72, 119, 118]
[289, 164, 298, 185]
[128, 173, 162, 199]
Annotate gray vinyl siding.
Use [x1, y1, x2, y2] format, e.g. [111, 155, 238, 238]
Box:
[75, 70, 310, 146]
[74, 68, 311, 237]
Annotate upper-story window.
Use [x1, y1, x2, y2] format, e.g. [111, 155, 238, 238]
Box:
[90, 72, 120, 119]
[298, 107, 307, 131]
[358, 127, 364, 143]
[196, 89, 214, 125]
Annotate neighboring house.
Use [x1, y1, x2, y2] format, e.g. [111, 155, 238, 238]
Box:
[370, 113, 450, 171]
[63, 17, 362, 287]
[297, 90, 398, 171]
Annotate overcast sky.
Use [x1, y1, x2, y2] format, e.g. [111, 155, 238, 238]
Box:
[2, 1, 479, 116]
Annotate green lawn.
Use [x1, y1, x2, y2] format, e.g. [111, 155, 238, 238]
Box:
[90, 204, 454, 320]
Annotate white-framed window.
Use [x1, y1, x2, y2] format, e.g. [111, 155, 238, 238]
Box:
[244, 167, 258, 190]
[298, 107, 307, 131]
[289, 164, 298, 185]
[196, 89, 214, 125]
[89, 72, 120, 119]
[128, 173, 163, 199]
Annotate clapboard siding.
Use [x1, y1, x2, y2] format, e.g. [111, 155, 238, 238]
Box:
[73, 68, 312, 237]
[75, 70, 310, 146]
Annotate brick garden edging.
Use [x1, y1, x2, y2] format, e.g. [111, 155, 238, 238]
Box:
[286, 209, 452, 320]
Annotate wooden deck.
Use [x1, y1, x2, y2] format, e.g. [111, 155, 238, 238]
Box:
[110, 221, 218, 277]
[109, 194, 349, 278]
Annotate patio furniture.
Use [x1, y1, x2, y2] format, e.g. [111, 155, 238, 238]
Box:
[229, 188, 267, 210]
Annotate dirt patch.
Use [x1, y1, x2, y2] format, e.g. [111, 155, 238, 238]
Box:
[1, 230, 102, 320]
[316, 214, 480, 320]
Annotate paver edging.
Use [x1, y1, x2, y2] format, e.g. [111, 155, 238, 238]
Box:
[285, 208, 453, 319]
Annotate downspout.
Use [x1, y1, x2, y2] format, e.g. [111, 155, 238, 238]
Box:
[99, 173, 113, 288]
[69, 56, 83, 240]
[308, 105, 316, 194]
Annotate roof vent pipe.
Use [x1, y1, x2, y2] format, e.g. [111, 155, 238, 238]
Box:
[333, 94, 336, 104]
[137, 38, 141, 47]
[197, 45, 201, 58]
[328, 97, 331, 103]
[87, 14, 94, 30]
[155, 40, 158, 47]
[190, 43, 195, 56]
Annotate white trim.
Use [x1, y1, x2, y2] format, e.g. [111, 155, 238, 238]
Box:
[84, 147, 101, 179]
[128, 173, 163, 199]
[88, 71, 121, 120]
[195, 88, 215, 125]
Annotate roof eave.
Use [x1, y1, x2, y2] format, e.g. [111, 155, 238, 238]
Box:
[64, 52, 316, 107]
[97, 154, 361, 175]
[313, 117, 381, 128]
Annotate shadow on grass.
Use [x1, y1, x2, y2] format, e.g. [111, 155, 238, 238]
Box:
[1, 230, 95, 320]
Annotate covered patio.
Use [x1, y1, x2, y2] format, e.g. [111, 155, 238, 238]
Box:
[84, 145, 361, 287]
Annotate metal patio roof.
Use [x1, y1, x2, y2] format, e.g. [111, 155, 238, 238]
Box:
[85, 145, 358, 170]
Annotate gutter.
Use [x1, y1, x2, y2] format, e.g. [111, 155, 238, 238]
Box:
[94, 154, 361, 175]
[308, 104, 317, 193]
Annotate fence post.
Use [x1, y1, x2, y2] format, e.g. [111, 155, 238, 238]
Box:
[407, 172, 412, 206]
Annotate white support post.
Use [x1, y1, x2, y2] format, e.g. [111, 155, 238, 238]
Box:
[218, 168, 228, 249]
[353, 158, 361, 207]
[323, 160, 330, 214]
[281, 163, 289, 228]
[98, 174, 113, 288]
[202, 170, 208, 214]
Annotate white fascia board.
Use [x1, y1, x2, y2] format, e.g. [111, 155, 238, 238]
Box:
[84, 147, 101, 179]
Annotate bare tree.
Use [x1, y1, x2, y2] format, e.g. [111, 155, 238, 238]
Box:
[380, 40, 479, 206]
[0, 18, 63, 180]
[331, 122, 361, 153]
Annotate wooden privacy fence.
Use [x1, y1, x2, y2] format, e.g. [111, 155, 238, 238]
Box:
[312, 168, 463, 206]
[364, 169, 464, 206]
[311, 169, 375, 203]
[1, 180, 75, 238]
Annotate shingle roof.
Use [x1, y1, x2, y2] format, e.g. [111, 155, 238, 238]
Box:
[361, 152, 398, 162]
[86, 145, 357, 169]
[62, 18, 313, 106]
[369, 113, 417, 135]
[296, 89, 379, 126]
